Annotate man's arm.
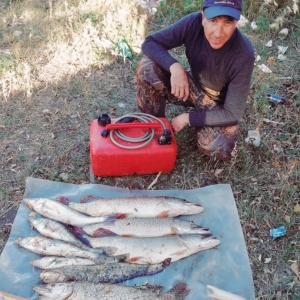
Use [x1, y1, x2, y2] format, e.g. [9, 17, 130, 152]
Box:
[169, 62, 190, 101]
[188, 55, 255, 128]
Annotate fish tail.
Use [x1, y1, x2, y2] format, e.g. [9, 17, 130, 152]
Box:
[167, 282, 190, 299]
[93, 228, 118, 237]
[56, 196, 71, 205]
[66, 225, 92, 247]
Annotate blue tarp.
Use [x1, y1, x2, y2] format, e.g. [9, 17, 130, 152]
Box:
[0, 177, 255, 299]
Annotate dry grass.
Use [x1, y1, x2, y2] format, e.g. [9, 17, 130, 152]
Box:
[0, 0, 299, 299]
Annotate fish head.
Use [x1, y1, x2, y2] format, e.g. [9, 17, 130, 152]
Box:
[31, 257, 57, 268]
[15, 237, 32, 247]
[180, 234, 220, 251]
[172, 219, 210, 234]
[23, 198, 46, 210]
[29, 216, 46, 228]
[166, 198, 204, 215]
[33, 283, 73, 299]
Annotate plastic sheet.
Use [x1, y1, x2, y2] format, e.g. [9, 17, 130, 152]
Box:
[0, 177, 255, 299]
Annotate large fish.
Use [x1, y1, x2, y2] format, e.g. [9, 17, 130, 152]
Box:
[33, 281, 190, 300]
[31, 256, 96, 269]
[40, 258, 171, 284]
[83, 217, 210, 237]
[69, 226, 220, 264]
[15, 236, 125, 264]
[24, 198, 110, 226]
[29, 216, 91, 248]
[59, 196, 204, 218]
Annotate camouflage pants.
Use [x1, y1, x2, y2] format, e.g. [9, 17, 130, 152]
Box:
[136, 57, 239, 160]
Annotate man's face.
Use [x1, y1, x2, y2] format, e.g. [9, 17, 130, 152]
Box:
[202, 12, 238, 49]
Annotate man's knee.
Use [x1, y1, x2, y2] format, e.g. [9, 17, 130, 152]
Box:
[196, 126, 239, 160]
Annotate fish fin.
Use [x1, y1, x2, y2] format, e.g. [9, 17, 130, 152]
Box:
[80, 195, 100, 203]
[121, 234, 133, 237]
[157, 211, 169, 218]
[56, 196, 71, 205]
[105, 215, 119, 222]
[115, 254, 128, 262]
[167, 282, 190, 300]
[93, 228, 118, 237]
[93, 253, 127, 264]
[66, 225, 92, 247]
[162, 258, 172, 267]
[99, 246, 120, 256]
[116, 213, 128, 219]
[173, 249, 188, 256]
[127, 256, 143, 263]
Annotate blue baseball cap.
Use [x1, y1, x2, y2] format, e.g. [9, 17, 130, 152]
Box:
[203, 0, 242, 20]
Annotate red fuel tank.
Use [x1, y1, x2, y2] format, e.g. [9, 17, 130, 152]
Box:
[90, 118, 178, 177]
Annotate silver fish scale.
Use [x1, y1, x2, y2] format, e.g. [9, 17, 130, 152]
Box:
[86, 234, 220, 264]
[24, 198, 107, 226]
[31, 257, 96, 269]
[68, 196, 203, 218]
[40, 262, 166, 284]
[34, 282, 178, 299]
[83, 218, 210, 238]
[16, 236, 100, 262]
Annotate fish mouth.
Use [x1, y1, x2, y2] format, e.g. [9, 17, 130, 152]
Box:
[33, 285, 50, 295]
[191, 222, 210, 231]
[14, 238, 22, 246]
[23, 198, 33, 209]
[202, 235, 221, 247]
[203, 234, 216, 240]
[185, 202, 202, 207]
[200, 232, 214, 239]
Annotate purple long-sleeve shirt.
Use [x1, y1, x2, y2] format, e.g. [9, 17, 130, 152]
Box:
[141, 12, 255, 127]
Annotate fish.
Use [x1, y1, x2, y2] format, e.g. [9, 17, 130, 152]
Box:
[31, 256, 96, 269]
[29, 216, 92, 249]
[207, 285, 246, 300]
[82, 217, 210, 237]
[68, 226, 220, 264]
[59, 196, 204, 218]
[29, 216, 117, 257]
[40, 258, 171, 284]
[33, 281, 190, 300]
[23, 198, 110, 226]
[15, 236, 126, 264]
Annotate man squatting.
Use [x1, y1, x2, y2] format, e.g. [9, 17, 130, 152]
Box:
[136, 0, 255, 160]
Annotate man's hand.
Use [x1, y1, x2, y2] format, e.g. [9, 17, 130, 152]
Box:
[171, 113, 189, 134]
[169, 62, 189, 101]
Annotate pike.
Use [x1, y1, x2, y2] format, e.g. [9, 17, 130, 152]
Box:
[31, 256, 96, 269]
[33, 282, 190, 300]
[59, 196, 204, 218]
[29, 216, 92, 248]
[83, 217, 210, 237]
[40, 258, 171, 284]
[23, 198, 110, 226]
[68, 226, 220, 264]
[29, 216, 116, 257]
[15, 236, 126, 264]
